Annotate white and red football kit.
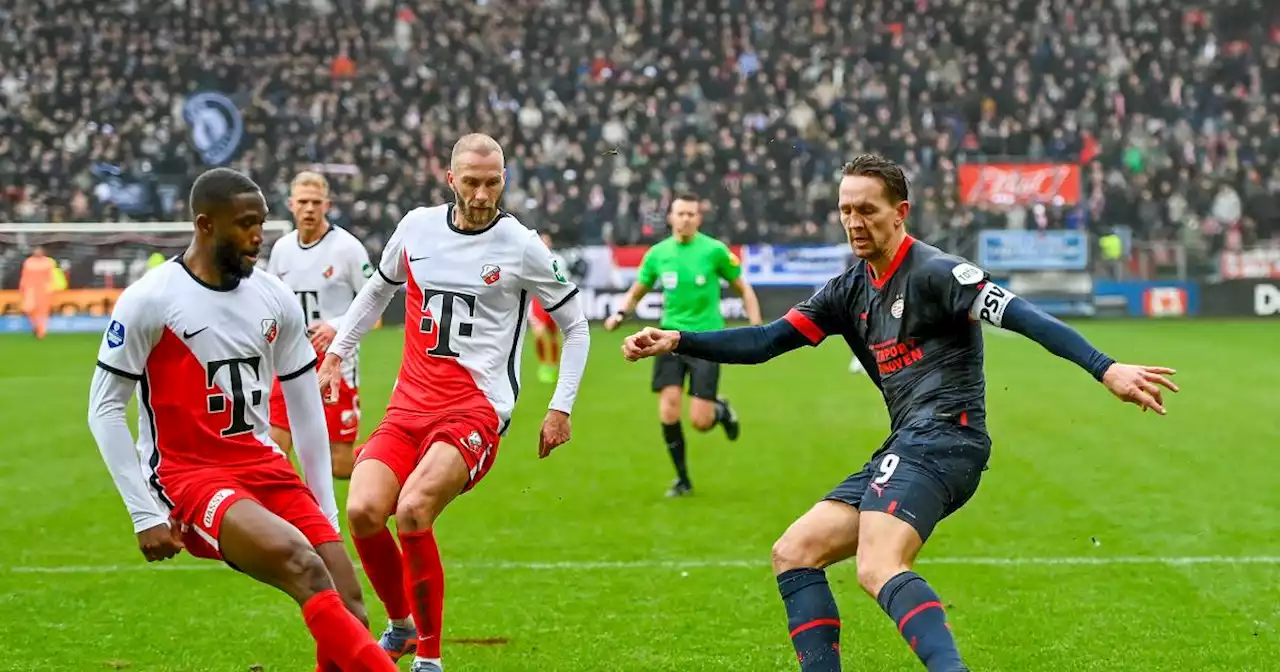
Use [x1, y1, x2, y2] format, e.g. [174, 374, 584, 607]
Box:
[327, 204, 590, 488]
[528, 250, 566, 331]
[265, 225, 371, 443]
[87, 260, 341, 561]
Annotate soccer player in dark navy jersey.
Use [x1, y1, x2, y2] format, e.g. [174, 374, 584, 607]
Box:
[621, 154, 1178, 672]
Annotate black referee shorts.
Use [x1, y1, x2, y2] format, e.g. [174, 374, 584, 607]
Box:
[651, 353, 721, 400]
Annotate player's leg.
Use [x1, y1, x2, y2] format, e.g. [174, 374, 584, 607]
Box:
[216, 499, 397, 671]
[854, 439, 986, 672]
[29, 302, 50, 339]
[652, 353, 692, 495]
[687, 359, 739, 440]
[771, 470, 870, 672]
[326, 381, 360, 479]
[269, 427, 294, 455]
[347, 424, 418, 660]
[394, 421, 499, 672]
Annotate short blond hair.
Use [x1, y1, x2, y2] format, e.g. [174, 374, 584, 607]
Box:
[290, 171, 330, 195]
[450, 133, 504, 170]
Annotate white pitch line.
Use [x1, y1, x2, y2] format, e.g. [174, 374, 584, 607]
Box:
[7, 556, 1280, 574]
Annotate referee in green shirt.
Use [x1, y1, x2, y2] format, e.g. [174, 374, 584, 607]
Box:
[605, 193, 762, 497]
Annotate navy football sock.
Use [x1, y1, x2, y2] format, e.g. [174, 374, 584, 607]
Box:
[876, 571, 966, 671]
[661, 422, 689, 483]
[778, 568, 842, 671]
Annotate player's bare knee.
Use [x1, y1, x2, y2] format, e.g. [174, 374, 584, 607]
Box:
[854, 551, 908, 597]
[330, 442, 354, 479]
[658, 394, 682, 424]
[275, 543, 334, 598]
[771, 532, 825, 574]
[394, 491, 441, 534]
[690, 406, 716, 431]
[346, 499, 387, 539]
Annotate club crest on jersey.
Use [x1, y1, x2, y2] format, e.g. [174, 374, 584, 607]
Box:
[467, 430, 484, 448]
[891, 296, 905, 319]
[481, 264, 501, 285]
[261, 319, 279, 344]
[323, 265, 335, 279]
[106, 320, 126, 348]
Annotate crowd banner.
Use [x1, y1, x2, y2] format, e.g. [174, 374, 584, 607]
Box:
[957, 163, 1082, 206]
[739, 244, 850, 286]
[1199, 280, 1280, 317]
[978, 230, 1089, 272]
[1218, 248, 1280, 280]
[1092, 281, 1199, 318]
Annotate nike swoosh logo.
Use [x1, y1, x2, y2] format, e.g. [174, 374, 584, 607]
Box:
[183, 327, 209, 339]
[408, 255, 430, 262]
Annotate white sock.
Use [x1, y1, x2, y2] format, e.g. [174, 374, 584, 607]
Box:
[391, 616, 414, 629]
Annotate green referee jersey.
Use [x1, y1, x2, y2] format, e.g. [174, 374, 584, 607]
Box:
[636, 232, 742, 332]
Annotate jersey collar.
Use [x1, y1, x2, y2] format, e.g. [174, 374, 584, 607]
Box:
[867, 235, 915, 290]
[297, 224, 334, 249]
[448, 203, 507, 236]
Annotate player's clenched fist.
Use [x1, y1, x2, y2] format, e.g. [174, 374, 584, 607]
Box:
[622, 327, 680, 361]
[136, 522, 183, 562]
[317, 353, 343, 404]
[1101, 363, 1179, 415]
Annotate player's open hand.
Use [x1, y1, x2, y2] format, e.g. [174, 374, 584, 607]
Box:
[1101, 363, 1179, 415]
[136, 522, 183, 563]
[308, 321, 337, 354]
[318, 353, 343, 405]
[622, 327, 679, 361]
[538, 409, 572, 459]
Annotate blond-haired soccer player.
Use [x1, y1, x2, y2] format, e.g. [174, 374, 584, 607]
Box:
[266, 171, 374, 478]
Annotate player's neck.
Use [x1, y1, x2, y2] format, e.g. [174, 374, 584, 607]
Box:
[181, 247, 233, 289]
[298, 221, 329, 246]
[868, 232, 909, 279]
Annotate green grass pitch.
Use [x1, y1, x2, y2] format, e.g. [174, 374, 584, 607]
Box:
[1, 321, 1277, 671]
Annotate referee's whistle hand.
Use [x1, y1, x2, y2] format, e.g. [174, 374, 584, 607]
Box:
[622, 327, 678, 361]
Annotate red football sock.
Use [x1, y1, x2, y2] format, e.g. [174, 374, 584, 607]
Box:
[353, 527, 412, 620]
[399, 528, 445, 659]
[301, 589, 398, 672]
[535, 334, 548, 364]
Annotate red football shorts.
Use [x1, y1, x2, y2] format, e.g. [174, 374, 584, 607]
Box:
[165, 458, 341, 562]
[356, 409, 501, 492]
[529, 299, 556, 330]
[269, 376, 360, 443]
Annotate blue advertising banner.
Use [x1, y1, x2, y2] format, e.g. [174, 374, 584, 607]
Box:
[978, 230, 1089, 271]
[1092, 280, 1199, 318]
[0, 315, 112, 334]
[742, 244, 849, 286]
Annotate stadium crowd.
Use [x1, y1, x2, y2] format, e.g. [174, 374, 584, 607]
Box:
[1, 0, 1277, 259]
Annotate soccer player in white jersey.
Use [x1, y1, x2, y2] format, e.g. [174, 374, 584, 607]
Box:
[266, 171, 374, 478]
[319, 134, 591, 672]
[85, 168, 397, 671]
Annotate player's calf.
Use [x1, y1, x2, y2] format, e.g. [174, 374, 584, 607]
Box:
[772, 501, 861, 672]
[857, 511, 966, 672]
[331, 441, 354, 479]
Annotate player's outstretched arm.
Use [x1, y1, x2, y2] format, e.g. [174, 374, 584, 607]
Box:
[604, 281, 649, 331]
[87, 367, 180, 561]
[623, 318, 812, 365]
[280, 368, 341, 530]
[327, 272, 400, 363]
[981, 288, 1178, 414]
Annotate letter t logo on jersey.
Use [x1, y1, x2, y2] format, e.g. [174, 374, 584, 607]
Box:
[419, 289, 478, 358]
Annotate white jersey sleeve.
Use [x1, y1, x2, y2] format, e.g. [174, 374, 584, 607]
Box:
[88, 282, 171, 533]
[520, 231, 579, 311]
[95, 284, 162, 379]
[377, 216, 412, 285]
